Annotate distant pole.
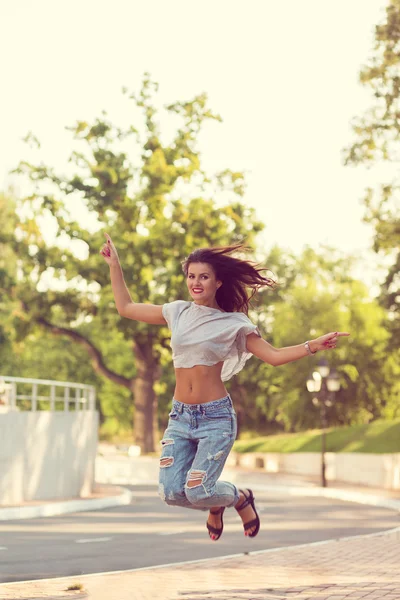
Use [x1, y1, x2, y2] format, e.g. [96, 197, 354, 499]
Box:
[307, 361, 341, 489]
[320, 385, 327, 488]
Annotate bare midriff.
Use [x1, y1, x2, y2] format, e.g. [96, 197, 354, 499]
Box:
[173, 363, 228, 404]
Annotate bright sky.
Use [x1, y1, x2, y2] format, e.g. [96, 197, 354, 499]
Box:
[0, 0, 391, 291]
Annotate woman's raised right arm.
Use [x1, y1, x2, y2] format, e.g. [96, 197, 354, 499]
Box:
[100, 233, 167, 325]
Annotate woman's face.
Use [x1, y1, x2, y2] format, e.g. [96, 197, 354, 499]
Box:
[186, 262, 222, 302]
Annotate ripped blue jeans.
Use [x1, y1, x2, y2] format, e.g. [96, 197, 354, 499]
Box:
[158, 393, 240, 511]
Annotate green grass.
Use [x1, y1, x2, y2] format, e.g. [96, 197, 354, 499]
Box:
[233, 418, 400, 454]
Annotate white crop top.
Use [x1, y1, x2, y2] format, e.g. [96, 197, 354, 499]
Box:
[162, 300, 261, 381]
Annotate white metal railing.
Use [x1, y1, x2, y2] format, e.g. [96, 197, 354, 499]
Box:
[0, 376, 96, 412]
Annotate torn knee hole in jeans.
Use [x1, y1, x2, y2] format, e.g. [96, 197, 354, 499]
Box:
[160, 457, 174, 468]
[187, 469, 206, 488]
[207, 450, 224, 461]
[160, 438, 174, 447]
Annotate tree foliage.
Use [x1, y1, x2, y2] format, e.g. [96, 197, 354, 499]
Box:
[2, 74, 264, 451]
[2, 65, 399, 445]
[344, 0, 400, 345]
[231, 246, 399, 433]
[2, 200, 397, 436]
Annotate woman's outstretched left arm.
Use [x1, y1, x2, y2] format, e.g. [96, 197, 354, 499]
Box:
[245, 331, 350, 367]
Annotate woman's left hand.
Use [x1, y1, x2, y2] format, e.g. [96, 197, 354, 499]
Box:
[310, 332, 350, 353]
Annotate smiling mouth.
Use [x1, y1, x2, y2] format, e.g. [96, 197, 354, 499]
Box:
[192, 289, 203, 293]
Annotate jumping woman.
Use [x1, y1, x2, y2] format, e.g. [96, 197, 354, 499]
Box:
[100, 234, 349, 541]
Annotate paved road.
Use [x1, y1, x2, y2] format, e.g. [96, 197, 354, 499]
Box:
[0, 485, 399, 583]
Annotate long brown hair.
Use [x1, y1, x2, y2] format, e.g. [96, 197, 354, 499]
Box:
[181, 242, 276, 314]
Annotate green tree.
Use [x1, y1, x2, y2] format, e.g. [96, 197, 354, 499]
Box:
[0, 318, 135, 432]
[233, 246, 397, 434]
[1, 192, 136, 433]
[0, 193, 19, 352]
[6, 75, 264, 451]
[344, 0, 400, 346]
[3, 194, 397, 436]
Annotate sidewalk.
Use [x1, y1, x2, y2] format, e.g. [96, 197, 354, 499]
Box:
[1, 526, 400, 599]
[0, 485, 132, 521]
[225, 466, 400, 498]
[225, 467, 400, 511]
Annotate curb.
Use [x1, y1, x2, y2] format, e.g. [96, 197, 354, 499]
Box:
[0, 486, 133, 521]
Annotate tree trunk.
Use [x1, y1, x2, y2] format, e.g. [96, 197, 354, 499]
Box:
[132, 339, 159, 453]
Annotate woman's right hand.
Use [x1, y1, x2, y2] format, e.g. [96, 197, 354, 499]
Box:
[100, 233, 120, 266]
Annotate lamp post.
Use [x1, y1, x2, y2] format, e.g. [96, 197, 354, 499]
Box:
[306, 360, 341, 488]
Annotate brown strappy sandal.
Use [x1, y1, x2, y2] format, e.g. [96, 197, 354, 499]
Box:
[235, 488, 260, 538]
[206, 507, 225, 541]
